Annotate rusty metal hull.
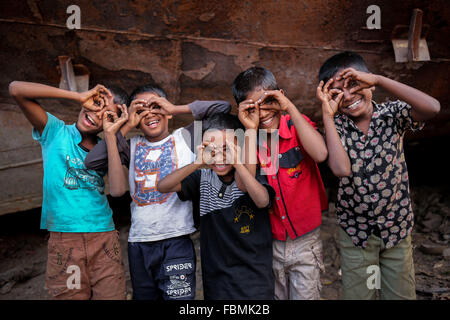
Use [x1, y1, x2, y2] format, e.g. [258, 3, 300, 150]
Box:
[0, 0, 448, 215]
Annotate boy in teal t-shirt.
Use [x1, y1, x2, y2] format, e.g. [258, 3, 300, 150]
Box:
[9, 81, 128, 300]
[33, 112, 114, 232]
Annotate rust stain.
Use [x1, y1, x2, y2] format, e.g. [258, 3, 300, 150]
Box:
[182, 61, 216, 80]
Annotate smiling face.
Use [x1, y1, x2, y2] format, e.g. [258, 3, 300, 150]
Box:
[330, 68, 374, 121]
[202, 129, 235, 178]
[76, 94, 118, 135]
[134, 92, 172, 142]
[245, 88, 281, 132]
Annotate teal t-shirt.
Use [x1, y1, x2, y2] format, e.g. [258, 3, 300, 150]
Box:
[33, 112, 114, 232]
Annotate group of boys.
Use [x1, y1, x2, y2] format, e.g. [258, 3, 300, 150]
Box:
[9, 51, 440, 300]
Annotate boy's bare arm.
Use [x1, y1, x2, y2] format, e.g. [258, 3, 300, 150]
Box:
[145, 95, 191, 115]
[9, 81, 78, 134]
[338, 68, 440, 121]
[285, 101, 328, 163]
[238, 101, 259, 179]
[157, 162, 202, 193]
[323, 116, 351, 177]
[158, 139, 217, 193]
[103, 105, 129, 197]
[9, 81, 112, 134]
[257, 90, 328, 163]
[226, 138, 269, 208]
[317, 79, 351, 177]
[233, 132, 258, 193]
[376, 75, 440, 121]
[243, 129, 258, 177]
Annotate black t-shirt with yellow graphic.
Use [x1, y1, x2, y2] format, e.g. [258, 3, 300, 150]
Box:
[178, 168, 275, 300]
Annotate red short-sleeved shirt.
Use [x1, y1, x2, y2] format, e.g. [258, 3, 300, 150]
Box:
[257, 114, 328, 241]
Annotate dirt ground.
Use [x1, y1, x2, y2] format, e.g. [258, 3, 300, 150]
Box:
[0, 183, 448, 300]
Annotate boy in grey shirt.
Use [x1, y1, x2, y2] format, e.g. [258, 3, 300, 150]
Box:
[85, 83, 230, 299]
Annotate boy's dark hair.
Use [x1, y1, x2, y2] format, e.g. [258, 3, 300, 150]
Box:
[107, 85, 128, 106]
[318, 51, 369, 84]
[202, 113, 244, 136]
[232, 67, 279, 104]
[128, 83, 167, 106]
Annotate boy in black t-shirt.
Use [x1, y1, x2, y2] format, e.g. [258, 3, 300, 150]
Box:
[157, 113, 275, 300]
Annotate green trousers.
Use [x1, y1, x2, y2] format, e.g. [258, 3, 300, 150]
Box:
[338, 227, 416, 300]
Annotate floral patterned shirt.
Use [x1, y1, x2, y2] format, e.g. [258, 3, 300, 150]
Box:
[334, 100, 423, 249]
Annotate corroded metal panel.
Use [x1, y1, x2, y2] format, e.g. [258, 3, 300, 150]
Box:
[0, 0, 448, 214]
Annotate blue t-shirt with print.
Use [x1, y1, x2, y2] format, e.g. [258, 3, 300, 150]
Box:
[33, 112, 114, 232]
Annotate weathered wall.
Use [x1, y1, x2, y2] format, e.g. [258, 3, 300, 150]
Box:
[0, 0, 449, 214]
[0, 0, 448, 129]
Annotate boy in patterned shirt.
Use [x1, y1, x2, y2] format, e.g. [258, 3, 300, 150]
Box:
[317, 51, 440, 299]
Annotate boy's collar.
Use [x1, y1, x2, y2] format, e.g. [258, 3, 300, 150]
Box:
[143, 128, 171, 144]
[256, 113, 290, 149]
[336, 100, 379, 123]
[143, 132, 172, 145]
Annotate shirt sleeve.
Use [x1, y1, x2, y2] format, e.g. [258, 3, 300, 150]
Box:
[189, 100, 232, 121]
[84, 131, 131, 171]
[177, 169, 202, 202]
[390, 100, 425, 135]
[32, 112, 64, 147]
[255, 168, 276, 210]
[183, 100, 232, 153]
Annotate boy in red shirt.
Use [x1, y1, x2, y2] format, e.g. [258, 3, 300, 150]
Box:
[232, 67, 328, 299]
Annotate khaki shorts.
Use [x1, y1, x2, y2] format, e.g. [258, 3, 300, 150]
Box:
[338, 227, 416, 300]
[46, 230, 126, 300]
[272, 227, 324, 300]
